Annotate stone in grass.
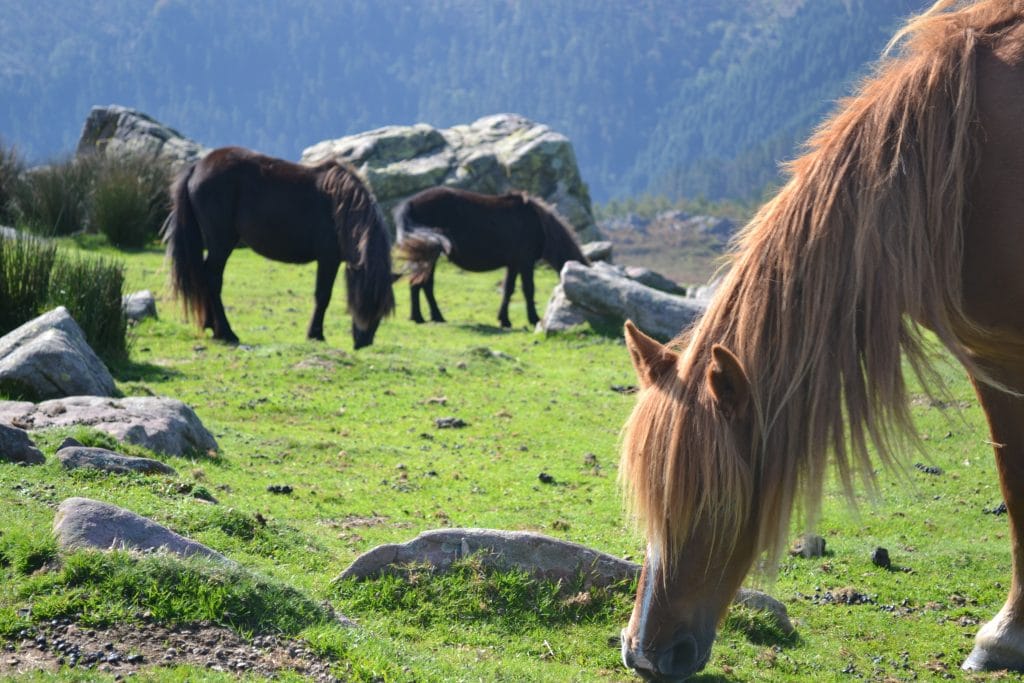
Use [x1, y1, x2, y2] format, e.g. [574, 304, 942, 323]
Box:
[337, 527, 793, 635]
[57, 445, 177, 476]
[789, 533, 826, 558]
[122, 290, 158, 323]
[53, 497, 230, 564]
[0, 423, 45, 465]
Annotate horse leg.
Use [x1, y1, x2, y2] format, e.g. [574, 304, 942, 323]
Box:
[423, 262, 445, 323]
[204, 248, 239, 344]
[497, 266, 516, 328]
[520, 265, 540, 327]
[308, 257, 340, 341]
[964, 369, 1024, 672]
[410, 282, 426, 324]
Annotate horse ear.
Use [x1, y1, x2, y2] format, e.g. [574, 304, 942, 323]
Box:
[624, 321, 678, 388]
[706, 344, 750, 420]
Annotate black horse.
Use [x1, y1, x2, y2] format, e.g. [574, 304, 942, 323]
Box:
[162, 147, 395, 349]
[394, 186, 589, 327]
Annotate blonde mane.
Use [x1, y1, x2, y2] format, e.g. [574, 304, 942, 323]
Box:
[621, 0, 1024, 572]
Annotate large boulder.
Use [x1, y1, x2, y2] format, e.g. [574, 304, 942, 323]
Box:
[0, 396, 217, 457]
[0, 307, 116, 400]
[338, 527, 793, 634]
[540, 261, 704, 340]
[53, 497, 228, 563]
[76, 105, 208, 172]
[0, 423, 45, 465]
[301, 113, 599, 241]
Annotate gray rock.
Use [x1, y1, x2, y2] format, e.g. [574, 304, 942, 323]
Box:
[53, 497, 229, 563]
[0, 225, 20, 240]
[538, 282, 618, 335]
[0, 307, 116, 400]
[547, 261, 706, 341]
[76, 105, 208, 172]
[57, 445, 177, 476]
[302, 114, 599, 241]
[338, 527, 792, 633]
[122, 290, 157, 323]
[687, 274, 726, 303]
[623, 266, 685, 295]
[0, 396, 217, 457]
[789, 533, 827, 558]
[0, 423, 45, 465]
[582, 241, 613, 263]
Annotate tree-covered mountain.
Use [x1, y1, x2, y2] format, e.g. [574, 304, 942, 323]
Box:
[0, 0, 925, 202]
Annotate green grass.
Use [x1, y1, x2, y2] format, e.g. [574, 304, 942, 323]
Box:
[0, 243, 1019, 681]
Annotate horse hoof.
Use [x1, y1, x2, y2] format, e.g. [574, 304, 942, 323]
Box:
[963, 644, 1024, 672]
[411, 317, 426, 324]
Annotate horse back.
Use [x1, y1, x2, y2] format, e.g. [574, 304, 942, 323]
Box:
[188, 147, 340, 264]
[404, 187, 543, 271]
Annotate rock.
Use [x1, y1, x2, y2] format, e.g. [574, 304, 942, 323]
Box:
[536, 283, 595, 334]
[302, 114, 599, 241]
[337, 528, 638, 589]
[0, 307, 116, 400]
[338, 527, 793, 633]
[0, 225, 20, 240]
[53, 497, 229, 563]
[541, 261, 706, 341]
[0, 396, 217, 457]
[75, 105, 208, 172]
[687, 274, 726, 303]
[623, 266, 685, 295]
[582, 241, 613, 263]
[122, 290, 157, 323]
[734, 588, 796, 635]
[789, 533, 827, 558]
[0, 423, 45, 465]
[57, 445, 177, 476]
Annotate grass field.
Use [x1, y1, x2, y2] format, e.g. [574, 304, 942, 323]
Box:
[0, 243, 1020, 682]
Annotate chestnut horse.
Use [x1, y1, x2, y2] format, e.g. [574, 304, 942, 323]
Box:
[163, 147, 395, 349]
[394, 186, 588, 328]
[619, 1, 1024, 679]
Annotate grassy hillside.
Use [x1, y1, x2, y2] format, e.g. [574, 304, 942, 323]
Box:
[0, 244, 1017, 681]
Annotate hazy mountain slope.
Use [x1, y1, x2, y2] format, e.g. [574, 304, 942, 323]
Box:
[0, 0, 926, 201]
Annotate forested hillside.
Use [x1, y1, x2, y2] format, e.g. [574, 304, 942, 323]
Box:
[1, 0, 924, 201]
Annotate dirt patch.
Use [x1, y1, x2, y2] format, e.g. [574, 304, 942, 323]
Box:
[1, 618, 344, 680]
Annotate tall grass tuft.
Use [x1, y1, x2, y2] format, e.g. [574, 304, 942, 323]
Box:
[0, 233, 57, 333]
[48, 250, 128, 362]
[91, 154, 171, 248]
[11, 156, 96, 237]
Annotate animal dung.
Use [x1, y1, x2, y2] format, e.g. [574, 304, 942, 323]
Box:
[871, 547, 891, 569]
[538, 472, 555, 484]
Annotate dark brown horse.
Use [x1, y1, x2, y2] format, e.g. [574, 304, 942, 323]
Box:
[394, 186, 588, 328]
[619, 1, 1024, 680]
[162, 147, 395, 349]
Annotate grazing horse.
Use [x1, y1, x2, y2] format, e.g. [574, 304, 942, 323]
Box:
[394, 186, 589, 327]
[163, 147, 395, 349]
[618, 1, 1024, 680]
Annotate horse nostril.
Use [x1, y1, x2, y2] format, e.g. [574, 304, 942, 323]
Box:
[657, 633, 701, 679]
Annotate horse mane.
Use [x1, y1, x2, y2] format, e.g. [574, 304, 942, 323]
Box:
[317, 161, 395, 327]
[621, 0, 1024, 574]
[520, 194, 590, 270]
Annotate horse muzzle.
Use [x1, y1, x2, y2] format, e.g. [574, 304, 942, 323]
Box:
[621, 627, 711, 682]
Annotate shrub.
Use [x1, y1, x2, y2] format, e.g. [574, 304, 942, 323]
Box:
[0, 233, 57, 334]
[0, 140, 25, 225]
[11, 156, 96, 237]
[90, 154, 171, 248]
[48, 249, 128, 362]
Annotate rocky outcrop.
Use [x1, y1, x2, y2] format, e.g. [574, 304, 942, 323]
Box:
[0, 423, 45, 465]
[76, 105, 208, 171]
[302, 114, 599, 240]
[0, 307, 116, 400]
[581, 240, 613, 263]
[0, 396, 217, 457]
[338, 527, 793, 634]
[53, 497, 229, 563]
[540, 261, 704, 340]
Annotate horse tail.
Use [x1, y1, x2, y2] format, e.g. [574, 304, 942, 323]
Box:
[161, 162, 208, 327]
[526, 196, 590, 271]
[394, 198, 450, 286]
